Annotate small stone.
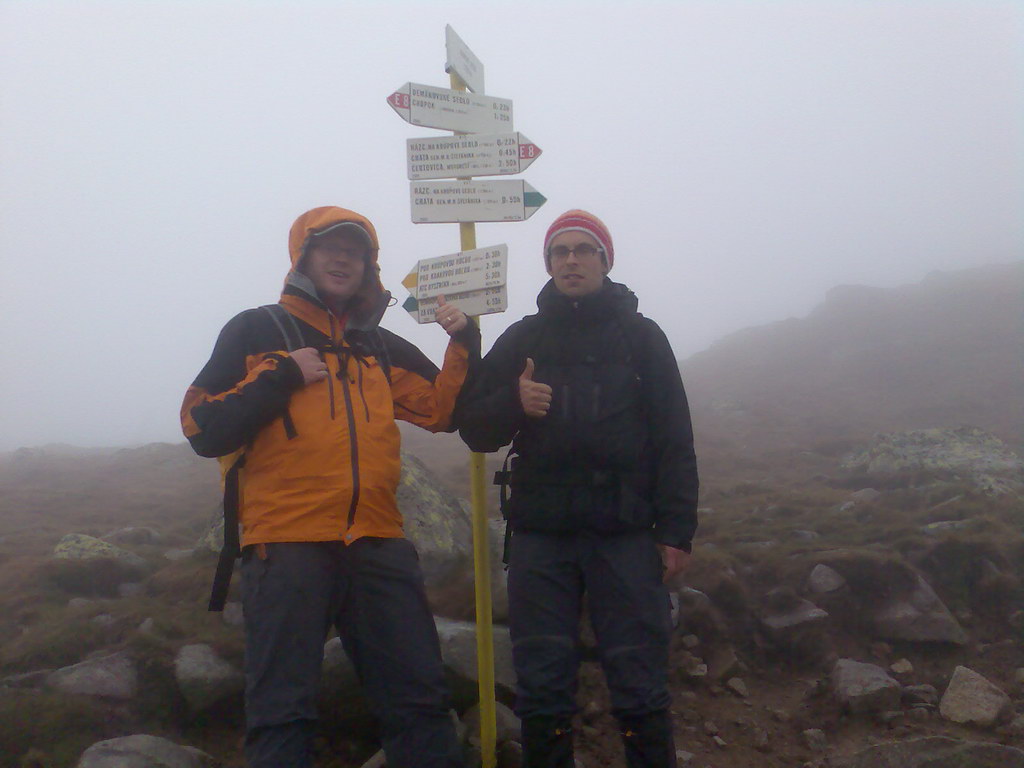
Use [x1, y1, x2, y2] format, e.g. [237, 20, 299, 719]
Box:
[712, 736, 728, 748]
[675, 750, 695, 765]
[807, 564, 846, 594]
[802, 729, 827, 752]
[117, 582, 144, 598]
[163, 548, 195, 562]
[753, 728, 770, 751]
[68, 597, 94, 610]
[222, 601, 245, 627]
[878, 711, 905, 726]
[684, 663, 708, 680]
[907, 706, 932, 721]
[768, 707, 790, 723]
[680, 708, 702, 724]
[890, 659, 913, 675]
[725, 678, 749, 698]
[703, 720, 719, 735]
[682, 634, 700, 649]
[676, 690, 698, 705]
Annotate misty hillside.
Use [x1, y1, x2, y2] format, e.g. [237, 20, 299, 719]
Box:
[681, 261, 1024, 473]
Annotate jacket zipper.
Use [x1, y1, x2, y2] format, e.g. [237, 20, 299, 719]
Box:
[339, 356, 362, 532]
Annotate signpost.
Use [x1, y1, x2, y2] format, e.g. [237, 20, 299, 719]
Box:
[410, 180, 546, 223]
[403, 245, 508, 299]
[387, 27, 544, 768]
[402, 286, 508, 324]
[387, 83, 513, 133]
[445, 24, 484, 94]
[401, 245, 508, 323]
[407, 132, 542, 180]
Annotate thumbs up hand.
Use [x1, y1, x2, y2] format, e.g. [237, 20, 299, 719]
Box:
[518, 357, 553, 418]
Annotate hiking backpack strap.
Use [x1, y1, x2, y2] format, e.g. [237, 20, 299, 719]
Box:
[492, 446, 517, 565]
[207, 304, 305, 611]
[208, 452, 245, 611]
[260, 303, 305, 352]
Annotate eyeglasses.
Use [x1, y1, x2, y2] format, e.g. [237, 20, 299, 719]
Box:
[548, 243, 603, 260]
[314, 242, 368, 260]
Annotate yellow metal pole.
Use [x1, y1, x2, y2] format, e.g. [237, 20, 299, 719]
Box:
[450, 72, 498, 768]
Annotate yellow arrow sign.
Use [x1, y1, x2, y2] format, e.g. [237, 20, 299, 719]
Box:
[401, 269, 418, 292]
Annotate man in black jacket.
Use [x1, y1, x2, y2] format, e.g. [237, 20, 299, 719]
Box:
[458, 210, 698, 768]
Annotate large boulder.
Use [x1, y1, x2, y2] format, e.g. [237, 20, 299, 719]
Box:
[174, 643, 244, 711]
[77, 734, 215, 768]
[53, 534, 148, 570]
[397, 452, 473, 589]
[46, 651, 138, 700]
[841, 427, 1024, 494]
[872, 573, 967, 645]
[435, 618, 516, 708]
[939, 665, 1012, 727]
[835, 736, 1024, 768]
[830, 659, 901, 714]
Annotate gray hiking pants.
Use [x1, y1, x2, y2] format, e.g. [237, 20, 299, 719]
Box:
[240, 538, 463, 768]
[508, 529, 677, 767]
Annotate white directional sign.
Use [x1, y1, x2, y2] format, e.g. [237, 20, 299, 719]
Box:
[403, 286, 508, 324]
[403, 245, 508, 300]
[387, 83, 513, 134]
[410, 180, 545, 223]
[444, 25, 484, 94]
[407, 132, 542, 180]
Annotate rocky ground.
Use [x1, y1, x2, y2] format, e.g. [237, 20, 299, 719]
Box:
[1, 425, 1023, 768]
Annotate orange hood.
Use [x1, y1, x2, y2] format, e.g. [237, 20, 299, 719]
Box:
[284, 206, 389, 331]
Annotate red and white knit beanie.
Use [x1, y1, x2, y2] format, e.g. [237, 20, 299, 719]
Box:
[543, 209, 614, 271]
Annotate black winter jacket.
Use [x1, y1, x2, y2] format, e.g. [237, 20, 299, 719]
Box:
[458, 278, 698, 550]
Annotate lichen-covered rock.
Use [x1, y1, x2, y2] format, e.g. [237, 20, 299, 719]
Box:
[77, 734, 216, 768]
[397, 452, 473, 588]
[939, 665, 1012, 727]
[53, 534, 147, 570]
[841, 427, 1024, 494]
[47, 651, 138, 700]
[835, 736, 1024, 768]
[831, 658, 900, 714]
[101, 526, 162, 546]
[174, 643, 244, 711]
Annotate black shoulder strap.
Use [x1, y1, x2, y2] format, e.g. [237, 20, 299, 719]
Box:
[208, 453, 245, 611]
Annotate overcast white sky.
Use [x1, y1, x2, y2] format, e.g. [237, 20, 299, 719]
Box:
[1, 1, 1021, 451]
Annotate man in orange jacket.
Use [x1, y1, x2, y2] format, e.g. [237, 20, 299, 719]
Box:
[182, 206, 476, 768]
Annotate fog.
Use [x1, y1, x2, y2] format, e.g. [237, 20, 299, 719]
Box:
[1, 1, 1020, 451]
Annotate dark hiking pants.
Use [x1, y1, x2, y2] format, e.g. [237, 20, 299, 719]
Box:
[508, 529, 676, 768]
[240, 539, 463, 768]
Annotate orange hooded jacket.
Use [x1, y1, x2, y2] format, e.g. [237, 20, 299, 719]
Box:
[181, 206, 478, 548]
